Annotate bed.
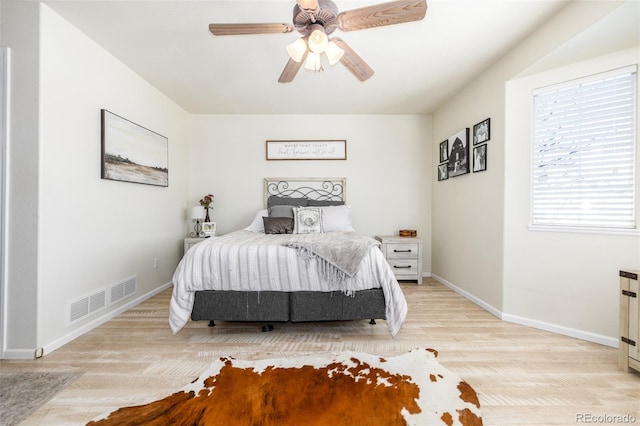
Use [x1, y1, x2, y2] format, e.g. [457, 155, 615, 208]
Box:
[169, 178, 408, 337]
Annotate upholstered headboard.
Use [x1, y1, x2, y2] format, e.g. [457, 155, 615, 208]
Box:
[263, 177, 346, 208]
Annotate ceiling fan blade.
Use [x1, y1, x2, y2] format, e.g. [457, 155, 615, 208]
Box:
[209, 23, 294, 36]
[337, 0, 427, 32]
[278, 51, 308, 83]
[332, 39, 374, 82]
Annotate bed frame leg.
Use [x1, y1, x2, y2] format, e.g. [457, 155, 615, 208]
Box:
[208, 320, 215, 327]
[369, 319, 376, 325]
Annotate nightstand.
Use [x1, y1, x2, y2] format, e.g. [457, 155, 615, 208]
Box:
[375, 235, 423, 283]
[184, 237, 206, 255]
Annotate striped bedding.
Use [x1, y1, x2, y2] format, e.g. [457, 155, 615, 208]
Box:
[169, 230, 408, 337]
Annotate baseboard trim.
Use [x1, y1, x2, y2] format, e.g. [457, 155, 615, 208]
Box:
[431, 274, 617, 348]
[2, 348, 37, 360]
[501, 312, 618, 348]
[39, 282, 173, 358]
[432, 274, 502, 319]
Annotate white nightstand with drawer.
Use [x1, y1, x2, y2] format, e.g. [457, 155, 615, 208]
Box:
[184, 237, 206, 255]
[375, 235, 423, 283]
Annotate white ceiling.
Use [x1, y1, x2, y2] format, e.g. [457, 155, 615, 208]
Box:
[41, 0, 583, 115]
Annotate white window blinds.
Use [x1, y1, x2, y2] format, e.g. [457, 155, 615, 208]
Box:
[532, 66, 637, 229]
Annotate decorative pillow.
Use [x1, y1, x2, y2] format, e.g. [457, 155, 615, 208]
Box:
[244, 209, 268, 232]
[321, 205, 355, 232]
[263, 217, 294, 234]
[268, 205, 295, 219]
[267, 196, 308, 208]
[293, 207, 323, 234]
[307, 199, 345, 207]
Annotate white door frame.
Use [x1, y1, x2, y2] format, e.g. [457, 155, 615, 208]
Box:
[0, 47, 10, 359]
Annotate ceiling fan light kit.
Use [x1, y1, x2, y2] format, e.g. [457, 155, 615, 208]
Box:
[209, 0, 427, 82]
[305, 52, 324, 72]
[325, 41, 344, 65]
[307, 24, 329, 53]
[286, 38, 308, 63]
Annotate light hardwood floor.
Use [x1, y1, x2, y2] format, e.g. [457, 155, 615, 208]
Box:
[2, 278, 639, 425]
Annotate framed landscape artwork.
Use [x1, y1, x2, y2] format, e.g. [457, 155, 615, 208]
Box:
[447, 128, 470, 178]
[101, 109, 168, 187]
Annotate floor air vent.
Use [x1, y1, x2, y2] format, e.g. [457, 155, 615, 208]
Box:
[109, 275, 137, 305]
[67, 275, 136, 326]
[68, 288, 107, 325]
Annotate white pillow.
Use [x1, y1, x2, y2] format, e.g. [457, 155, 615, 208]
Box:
[321, 205, 355, 232]
[244, 209, 268, 232]
[293, 207, 323, 234]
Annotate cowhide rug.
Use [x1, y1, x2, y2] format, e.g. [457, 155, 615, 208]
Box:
[87, 348, 482, 426]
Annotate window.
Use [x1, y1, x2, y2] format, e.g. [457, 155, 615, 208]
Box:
[532, 66, 637, 230]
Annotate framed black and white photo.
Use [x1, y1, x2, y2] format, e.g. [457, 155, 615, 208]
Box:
[447, 128, 470, 178]
[101, 109, 168, 187]
[472, 118, 490, 145]
[439, 140, 448, 163]
[473, 144, 487, 172]
[437, 163, 448, 181]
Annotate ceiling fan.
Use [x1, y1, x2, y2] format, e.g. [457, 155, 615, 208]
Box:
[208, 0, 427, 83]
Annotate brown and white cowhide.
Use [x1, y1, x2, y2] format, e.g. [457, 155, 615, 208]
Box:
[87, 348, 482, 426]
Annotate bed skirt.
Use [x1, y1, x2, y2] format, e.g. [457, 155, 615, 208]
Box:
[191, 288, 387, 323]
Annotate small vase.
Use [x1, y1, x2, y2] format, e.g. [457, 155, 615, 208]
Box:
[204, 207, 211, 222]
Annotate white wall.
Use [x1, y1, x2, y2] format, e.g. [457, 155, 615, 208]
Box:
[431, 72, 506, 312]
[0, 5, 191, 357]
[1, 0, 40, 356]
[432, 0, 637, 345]
[189, 114, 432, 272]
[504, 48, 640, 345]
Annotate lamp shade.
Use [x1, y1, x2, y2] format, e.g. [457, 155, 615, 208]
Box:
[286, 38, 307, 63]
[307, 24, 328, 53]
[191, 206, 206, 220]
[304, 52, 323, 72]
[325, 40, 344, 66]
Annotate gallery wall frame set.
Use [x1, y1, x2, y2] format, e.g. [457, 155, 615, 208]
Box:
[438, 118, 490, 181]
[101, 109, 169, 187]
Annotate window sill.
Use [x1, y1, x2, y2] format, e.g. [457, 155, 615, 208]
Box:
[528, 224, 640, 237]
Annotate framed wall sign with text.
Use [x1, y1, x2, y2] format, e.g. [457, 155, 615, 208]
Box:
[266, 140, 347, 160]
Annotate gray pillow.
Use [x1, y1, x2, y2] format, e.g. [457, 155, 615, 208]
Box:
[267, 196, 308, 208]
[263, 217, 294, 234]
[307, 199, 345, 206]
[268, 205, 295, 218]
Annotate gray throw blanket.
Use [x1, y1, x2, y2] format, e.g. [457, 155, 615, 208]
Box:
[282, 233, 380, 294]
